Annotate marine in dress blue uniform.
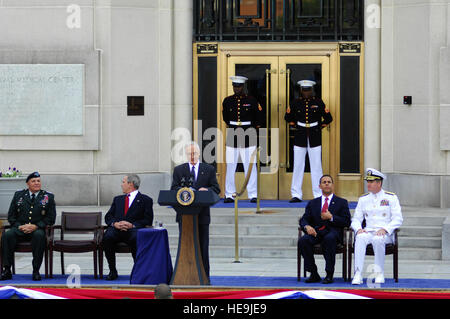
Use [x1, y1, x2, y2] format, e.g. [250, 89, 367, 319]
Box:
[285, 80, 333, 202]
[222, 76, 264, 203]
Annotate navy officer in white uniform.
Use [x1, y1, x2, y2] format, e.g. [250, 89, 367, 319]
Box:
[351, 168, 403, 285]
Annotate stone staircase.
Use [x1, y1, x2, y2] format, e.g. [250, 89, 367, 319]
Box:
[153, 205, 449, 261]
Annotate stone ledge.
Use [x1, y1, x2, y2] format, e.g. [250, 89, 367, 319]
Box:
[442, 216, 450, 260]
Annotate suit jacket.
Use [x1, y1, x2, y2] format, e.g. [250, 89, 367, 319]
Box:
[104, 192, 154, 228]
[171, 162, 220, 224]
[299, 195, 351, 242]
[8, 189, 56, 230]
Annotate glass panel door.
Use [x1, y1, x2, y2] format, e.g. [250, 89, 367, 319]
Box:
[278, 56, 330, 200]
[225, 55, 330, 200]
[227, 56, 279, 199]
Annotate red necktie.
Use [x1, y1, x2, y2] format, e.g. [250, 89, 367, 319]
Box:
[322, 197, 329, 213]
[318, 197, 329, 231]
[124, 194, 130, 216]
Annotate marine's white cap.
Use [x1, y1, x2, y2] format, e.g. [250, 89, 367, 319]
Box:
[230, 76, 248, 84]
[364, 168, 386, 181]
[297, 80, 316, 88]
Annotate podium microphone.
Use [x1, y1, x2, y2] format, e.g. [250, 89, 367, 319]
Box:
[188, 176, 194, 188]
[180, 177, 186, 187]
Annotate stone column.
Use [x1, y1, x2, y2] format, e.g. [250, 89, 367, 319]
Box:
[364, 0, 382, 173]
[171, 0, 193, 167]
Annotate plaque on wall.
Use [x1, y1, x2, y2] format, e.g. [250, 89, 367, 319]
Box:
[197, 43, 218, 54]
[339, 43, 361, 54]
[0, 64, 84, 135]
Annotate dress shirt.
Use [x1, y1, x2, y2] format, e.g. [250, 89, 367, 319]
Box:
[188, 162, 200, 181]
[321, 194, 334, 221]
[126, 190, 139, 208]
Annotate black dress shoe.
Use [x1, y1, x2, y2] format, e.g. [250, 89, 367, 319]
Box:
[322, 276, 334, 284]
[0, 268, 12, 281]
[289, 197, 302, 203]
[32, 271, 41, 281]
[106, 271, 118, 281]
[305, 272, 321, 283]
[250, 198, 257, 203]
[223, 198, 234, 203]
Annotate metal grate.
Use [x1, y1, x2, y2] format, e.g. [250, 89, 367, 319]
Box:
[194, 0, 364, 42]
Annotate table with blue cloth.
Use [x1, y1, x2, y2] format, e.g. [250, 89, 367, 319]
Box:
[130, 228, 173, 285]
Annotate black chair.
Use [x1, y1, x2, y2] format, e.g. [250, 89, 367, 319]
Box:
[348, 227, 400, 282]
[48, 212, 103, 279]
[0, 224, 50, 278]
[99, 225, 154, 279]
[297, 227, 349, 282]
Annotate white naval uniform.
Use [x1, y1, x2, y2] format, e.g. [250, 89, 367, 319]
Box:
[351, 189, 403, 274]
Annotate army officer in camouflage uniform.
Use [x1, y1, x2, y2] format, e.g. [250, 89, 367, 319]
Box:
[0, 172, 56, 281]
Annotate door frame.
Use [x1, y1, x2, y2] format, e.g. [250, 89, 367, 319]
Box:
[277, 55, 331, 200]
[193, 42, 364, 201]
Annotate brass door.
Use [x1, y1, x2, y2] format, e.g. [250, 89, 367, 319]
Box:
[226, 56, 331, 200]
[227, 56, 279, 199]
[278, 56, 330, 200]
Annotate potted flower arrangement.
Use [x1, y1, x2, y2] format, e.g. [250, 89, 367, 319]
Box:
[0, 166, 26, 217]
[0, 167, 22, 178]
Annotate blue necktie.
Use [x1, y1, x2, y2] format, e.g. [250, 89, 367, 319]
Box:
[190, 165, 196, 181]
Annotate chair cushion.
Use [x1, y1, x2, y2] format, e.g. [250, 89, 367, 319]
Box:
[366, 243, 395, 255]
[312, 243, 345, 253]
[15, 242, 33, 252]
[52, 240, 97, 252]
[114, 242, 132, 253]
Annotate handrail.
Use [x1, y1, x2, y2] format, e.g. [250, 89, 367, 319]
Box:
[232, 146, 260, 263]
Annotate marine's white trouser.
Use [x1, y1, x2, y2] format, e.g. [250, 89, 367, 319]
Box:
[354, 231, 394, 274]
[225, 146, 257, 199]
[291, 142, 323, 199]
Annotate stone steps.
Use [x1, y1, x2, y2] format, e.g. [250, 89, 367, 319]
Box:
[50, 205, 449, 261]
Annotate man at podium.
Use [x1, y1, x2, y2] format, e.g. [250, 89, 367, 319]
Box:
[171, 141, 220, 280]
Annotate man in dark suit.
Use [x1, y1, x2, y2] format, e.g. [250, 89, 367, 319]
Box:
[103, 174, 153, 280]
[298, 175, 350, 284]
[0, 172, 56, 281]
[171, 142, 220, 280]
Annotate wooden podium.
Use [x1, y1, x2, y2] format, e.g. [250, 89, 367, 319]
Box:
[158, 189, 219, 285]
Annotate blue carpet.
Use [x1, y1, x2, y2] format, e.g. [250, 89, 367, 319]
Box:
[2, 274, 450, 289]
[212, 200, 358, 209]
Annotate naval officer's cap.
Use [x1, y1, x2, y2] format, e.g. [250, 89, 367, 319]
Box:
[298, 80, 316, 89]
[26, 171, 40, 183]
[230, 76, 248, 86]
[364, 168, 386, 181]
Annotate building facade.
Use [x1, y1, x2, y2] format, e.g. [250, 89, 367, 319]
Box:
[0, 0, 449, 208]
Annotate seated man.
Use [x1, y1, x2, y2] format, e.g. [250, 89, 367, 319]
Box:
[1, 172, 56, 281]
[102, 174, 153, 280]
[351, 168, 403, 285]
[298, 175, 351, 284]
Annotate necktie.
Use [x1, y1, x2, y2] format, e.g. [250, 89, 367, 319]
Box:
[318, 197, 329, 231]
[124, 194, 130, 216]
[322, 197, 329, 213]
[31, 193, 35, 203]
[190, 165, 196, 181]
